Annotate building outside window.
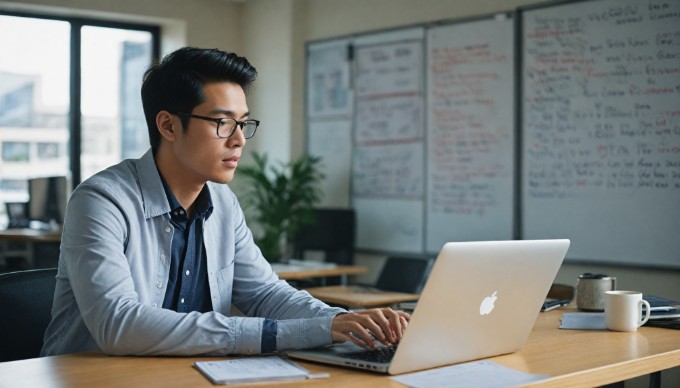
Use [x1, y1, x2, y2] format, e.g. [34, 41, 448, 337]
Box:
[0, 13, 158, 227]
[2, 142, 30, 163]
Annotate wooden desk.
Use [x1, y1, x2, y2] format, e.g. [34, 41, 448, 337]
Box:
[493, 308, 680, 387]
[0, 228, 62, 243]
[273, 264, 368, 285]
[0, 231, 366, 281]
[0, 309, 679, 387]
[0, 228, 61, 268]
[305, 285, 420, 308]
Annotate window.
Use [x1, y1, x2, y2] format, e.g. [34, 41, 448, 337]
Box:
[0, 179, 29, 203]
[37, 142, 62, 160]
[2, 142, 30, 162]
[0, 11, 159, 227]
[81, 26, 155, 179]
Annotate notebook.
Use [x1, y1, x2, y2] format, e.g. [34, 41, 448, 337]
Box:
[287, 239, 570, 375]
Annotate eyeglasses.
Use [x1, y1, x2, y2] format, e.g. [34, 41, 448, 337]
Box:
[174, 112, 260, 139]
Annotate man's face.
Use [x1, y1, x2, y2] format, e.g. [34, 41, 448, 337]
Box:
[171, 82, 249, 185]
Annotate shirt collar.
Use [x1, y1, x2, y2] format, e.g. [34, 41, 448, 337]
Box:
[159, 174, 214, 221]
[136, 149, 171, 219]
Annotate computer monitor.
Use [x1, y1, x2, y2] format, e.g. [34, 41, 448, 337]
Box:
[291, 208, 355, 266]
[28, 176, 69, 225]
[5, 202, 30, 228]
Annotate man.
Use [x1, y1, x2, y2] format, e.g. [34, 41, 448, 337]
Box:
[42, 47, 408, 357]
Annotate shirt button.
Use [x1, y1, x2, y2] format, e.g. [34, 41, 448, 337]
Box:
[180, 298, 185, 304]
[156, 281, 163, 289]
[152, 303, 157, 307]
[165, 227, 172, 233]
[179, 210, 184, 214]
[185, 270, 190, 276]
[160, 254, 166, 259]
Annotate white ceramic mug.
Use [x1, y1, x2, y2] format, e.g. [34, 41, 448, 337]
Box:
[604, 291, 651, 332]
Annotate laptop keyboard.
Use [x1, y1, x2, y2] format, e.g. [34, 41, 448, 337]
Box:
[344, 344, 398, 363]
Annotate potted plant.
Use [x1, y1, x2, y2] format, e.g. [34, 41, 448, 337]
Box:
[237, 152, 324, 262]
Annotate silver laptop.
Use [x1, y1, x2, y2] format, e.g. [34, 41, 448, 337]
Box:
[287, 239, 570, 375]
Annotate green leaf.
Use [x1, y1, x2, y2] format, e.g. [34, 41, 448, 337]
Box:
[237, 152, 325, 262]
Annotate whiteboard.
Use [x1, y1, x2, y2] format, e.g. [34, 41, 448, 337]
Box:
[308, 120, 352, 207]
[354, 198, 424, 253]
[354, 40, 424, 98]
[306, 40, 354, 208]
[352, 142, 424, 198]
[425, 17, 516, 252]
[351, 29, 426, 252]
[521, 0, 680, 267]
[306, 40, 352, 118]
[355, 95, 423, 143]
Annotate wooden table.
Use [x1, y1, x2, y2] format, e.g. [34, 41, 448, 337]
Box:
[304, 285, 420, 308]
[492, 308, 680, 387]
[0, 230, 366, 281]
[1, 308, 678, 387]
[0, 228, 62, 268]
[0, 228, 62, 243]
[273, 264, 368, 285]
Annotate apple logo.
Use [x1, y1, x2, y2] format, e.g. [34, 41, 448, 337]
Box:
[479, 291, 498, 315]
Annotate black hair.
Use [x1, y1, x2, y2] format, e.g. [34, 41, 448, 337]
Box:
[141, 47, 257, 153]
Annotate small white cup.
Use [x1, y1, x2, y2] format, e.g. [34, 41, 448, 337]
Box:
[604, 291, 651, 332]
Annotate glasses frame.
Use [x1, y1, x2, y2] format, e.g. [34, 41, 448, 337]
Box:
[174, 112, 260, 139]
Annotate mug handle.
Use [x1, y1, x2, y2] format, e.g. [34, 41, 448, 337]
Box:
[639, 299, 651, 327]
[611, 277, 617, 290]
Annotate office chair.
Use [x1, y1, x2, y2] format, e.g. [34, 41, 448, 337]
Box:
[371, 256, 434, 294]
[0, 268, 57, 362]
[291, 208, 356, 266]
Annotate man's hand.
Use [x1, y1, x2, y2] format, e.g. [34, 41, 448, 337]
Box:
[331, 308, 410, 349]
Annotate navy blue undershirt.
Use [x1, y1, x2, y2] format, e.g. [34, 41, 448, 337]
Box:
[159, 175, 277, 352]
[160, 177, 213, 313]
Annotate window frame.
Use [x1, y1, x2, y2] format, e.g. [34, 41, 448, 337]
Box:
[0, 9, 160, 185]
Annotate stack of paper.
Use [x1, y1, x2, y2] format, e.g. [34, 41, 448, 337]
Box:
[391, 360, 548, 388]
[194, 356, 328, 385]
[286, 259, 337, 268]
[645, 295, 680, 329]
[560, 312, 606, 330]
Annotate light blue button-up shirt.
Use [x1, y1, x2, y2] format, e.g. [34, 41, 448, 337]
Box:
[41, 149, 346, 357]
